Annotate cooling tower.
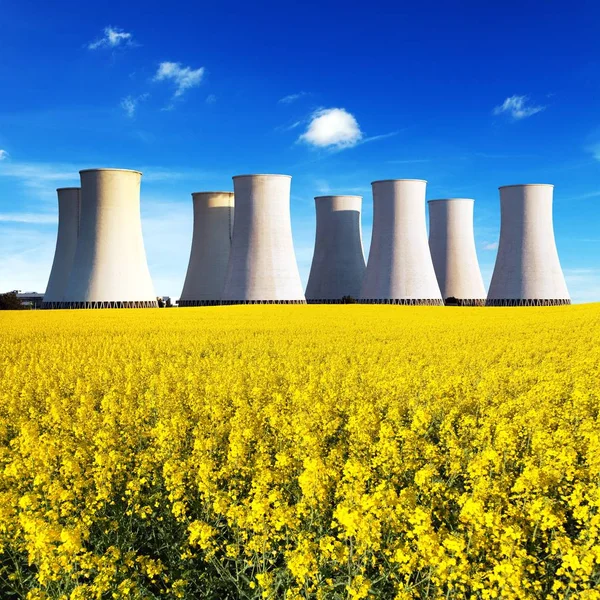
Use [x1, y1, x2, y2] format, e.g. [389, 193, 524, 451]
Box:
[221, 174, 305, 304]
[305, 195, 366, 303]
[486, 184, 570, 306]
[428, 199, 486, 306]
[62, 168, 157, 308]
[179, 192, 234, 306]
[360, 179, 443, 305]
[42, 187, 81, 309]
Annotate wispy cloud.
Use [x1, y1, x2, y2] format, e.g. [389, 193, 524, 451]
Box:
[482, 241, 499, 251]
[205, 94, 217, 105]
[0, 160, 79, 196]
[0, 225, 55, 294]
[562, 189, 600, 202]
[154, 62, 205, 101]
[275, 120, 304, 133]
[563, 268, 600, 304]
[120, 93, 149, 118]
[88, 26, 135, 50]
[359, 131, 400, 145]
[586, 143, 600, 163]
[0, 159, 217, 189]
[315, 179, 331, 194]
[493, 95, 545, 120]
[279, 92, 307, 104]
[0, 149, 8, 161]
[0, 213, 57, 224]
[387, 158, 430, 164]
[299, 108, 363, 149]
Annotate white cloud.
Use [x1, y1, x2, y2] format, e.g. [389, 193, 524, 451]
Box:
[120, 93, 149, 118]
[88, 26, 135, 50]
[299, 108, 363, 149]
[279, 92, 306, 104]
[493, 95, 545, 120]
[154, 62, 205, 99]
[205, 94, 217, 105]
[0, 150, 8, 161]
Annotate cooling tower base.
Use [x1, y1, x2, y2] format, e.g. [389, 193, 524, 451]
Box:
[42, 302, 62, 310]
[221, 300, 306, 305]
[178, 300, 221, 307]
[306, 299, 359, 304]
[360, 298, 444, 306]
[58, 300, 158, 309]
[486, 298, 571, 307]
[444, 298, 486, 307]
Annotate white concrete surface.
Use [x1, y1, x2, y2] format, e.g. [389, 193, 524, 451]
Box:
[63, 169, 157, 308]
[43, 187, 80, 307]
[305, 195, 365, 302]
[486, 184, 570, 306]
[428, 199, 486, 305]
[221, 174, 305, 303]
[179, 192, 234, 306]
[361, 179, 443, 304]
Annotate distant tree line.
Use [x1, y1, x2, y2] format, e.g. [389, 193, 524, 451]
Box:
[0, 292, 25, 310]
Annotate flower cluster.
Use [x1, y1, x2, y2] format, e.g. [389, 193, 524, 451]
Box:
[0, 304, 599, 598]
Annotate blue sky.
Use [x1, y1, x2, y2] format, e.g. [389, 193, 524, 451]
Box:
[1, 0, 600, 302]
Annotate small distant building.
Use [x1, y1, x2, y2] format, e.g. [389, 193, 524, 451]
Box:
[17, 292, 44, 309]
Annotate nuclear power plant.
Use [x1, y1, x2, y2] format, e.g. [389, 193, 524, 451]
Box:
[27, 166, 577, 310]
[361, 179, 443, 305]
[486, 184, 570, 306]
[221, 174, 305, 304]
[42, 187, 81, 309]
[305, 195, 366, 303]
[179, 192, 234, 306]
[428, 199, 486, 306]
[62, 168, 157, 308]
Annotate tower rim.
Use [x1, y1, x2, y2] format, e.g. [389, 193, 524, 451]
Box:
[498, 183, 554, 189]
[232, 174, 292, 179]
[191, 191, 234, 196]
[79, 168, 142, 175]
[371, 178, 427, 185]
[314, 195, 362, 200]
[428, 198, 474, 203]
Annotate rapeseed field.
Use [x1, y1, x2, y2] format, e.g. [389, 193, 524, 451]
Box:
[0, 305, 599, 599]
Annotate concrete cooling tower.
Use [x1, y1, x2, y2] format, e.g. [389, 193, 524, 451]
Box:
[305, 195, 366, 303]
[428, 199, 486, 306]
[221, 174, 305, 304]
[179, 192, 234, 306]
[486, 184, 570, 306]
[42, 187, 81, 309]
[360, 179, 443, 305]
[62, 169, 157, 308]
